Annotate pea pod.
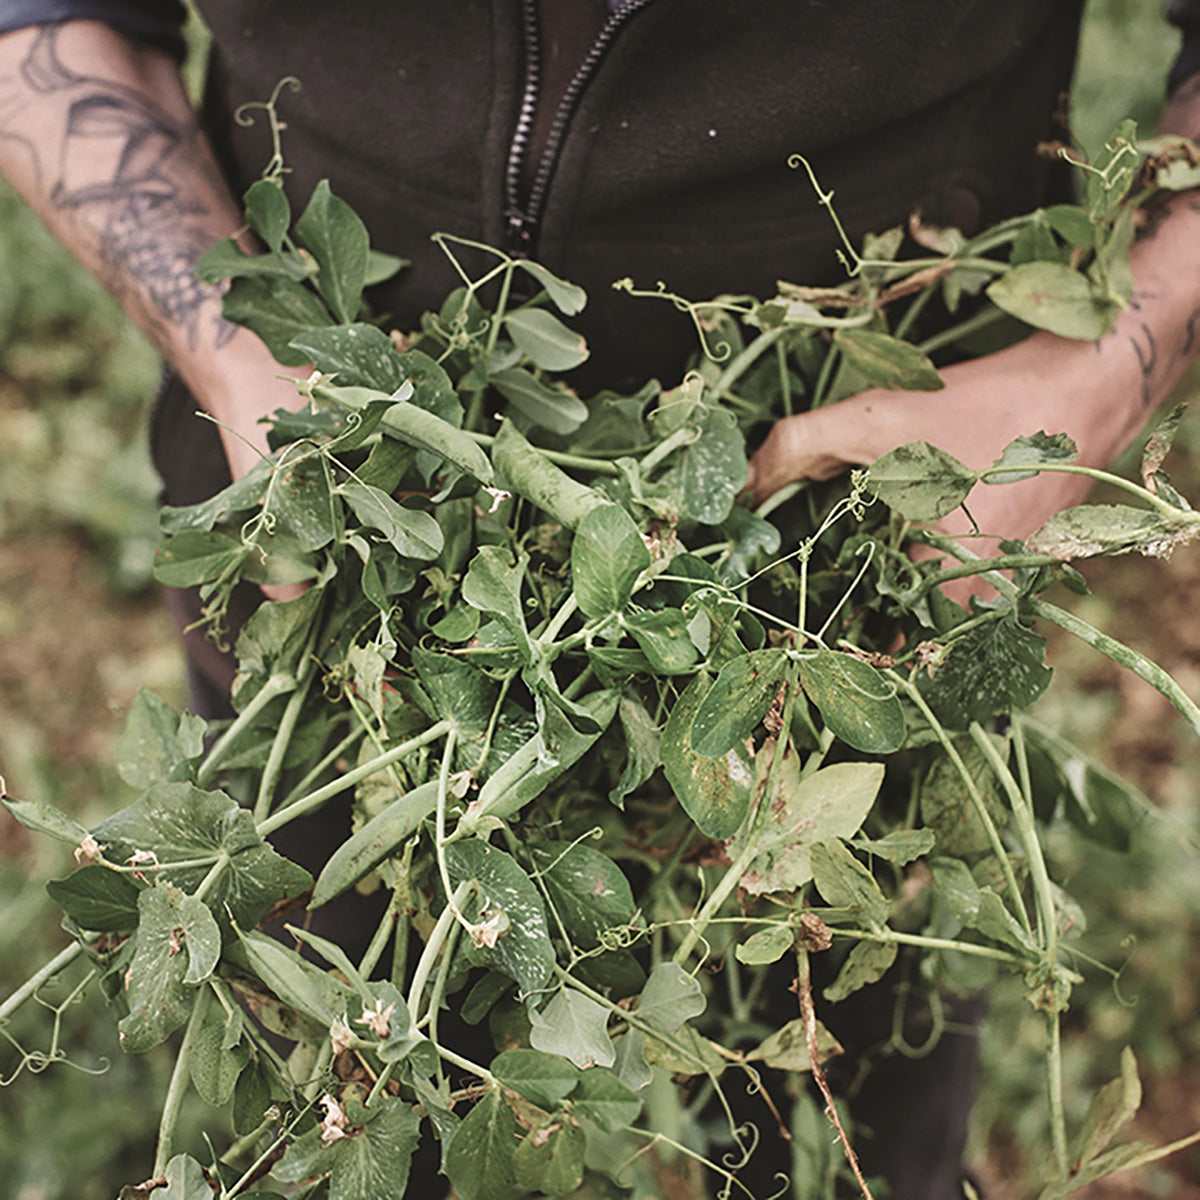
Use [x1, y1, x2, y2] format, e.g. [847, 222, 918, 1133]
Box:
[310, 779, 441, 908]
[492, 419, 607, 529]
[461, 688, 620, 831]
[314, 382, 494, 484]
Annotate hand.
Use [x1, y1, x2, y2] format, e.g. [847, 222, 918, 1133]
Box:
[746, 329, 1152, 602]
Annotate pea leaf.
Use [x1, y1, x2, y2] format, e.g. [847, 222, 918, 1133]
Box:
[824, 940, 898, 1003]
[1071, 1047, 1142, 1171]
[833, 328, 943, 391]
[797, 650, 905, 754]
[294, 179, 370, 324]
[733, 760, 883, 896]
[270, 452, 338, 551]
[235, 927, 355, 1029]
[117, 885, 197, 1052]
[46, 865, 142, 932]
[746, 1017, 843, 1070]
[290, 322, 405, 391]
[610, 692, 662, 809]
[117, 690, 206, 789]
[572, 504, 650, 619]
[690, 648, 790, 757]
[180, 891, 222, 984]
[231, 182, 286, 257]
[735, 924, 795, 965]
[921, 741, 1007, 856]
[570, 1067, 642, 1131]
[636, 963, 706, 1033]
[462, 544, 534, 659]
[2, 797, 89, 846]
[518, 260, 587, 315]
[529, 989, 615, 1069]
[867, 442, 977, 521]
[1085, 119, 1139, 221]
[152, 1155, 212, 1200]
[1043, 204, 1097, 249]
[661, 672, 755, 840]
[986, 432, 1078, 484]
[1141, 403, 1187, 490]
[153, 529, 250, 588]
[503, 307, 589, 371]
[853, 828, 937, 866]
[445, 840, 554, 994]
[513, 1119, 586, 1197]
[444, 1089, 521, 1200]
[623, 608, 698, 674]
[810, 839, 890, 928]
[222, 275, 333, 366]
[530, 843, 637, 950]
[987, 262, 1114, 340]
[491, 366, 590, 435]
[1028, 503, 1200, 561]
[923, 617, 1052, 729]
[492, 1048, 581, 1110]
[679, 407, 747, 525]
[91, 783, 313, 928]
[341, 480, 443, 560]
[190, 1001, 248, 1107]
[274, 1096, 421, 1200]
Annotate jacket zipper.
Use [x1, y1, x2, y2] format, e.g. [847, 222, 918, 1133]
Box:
[505, 0, 656, 255]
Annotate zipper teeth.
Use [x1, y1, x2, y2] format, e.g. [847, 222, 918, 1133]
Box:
[526, 0, 654, 227]
[509, 0, 655, 250]
[504, 0, 541, 224]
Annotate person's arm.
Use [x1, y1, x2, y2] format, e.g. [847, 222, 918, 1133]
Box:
[0, 20, 306, 482]
[747, 78, 1200, 564]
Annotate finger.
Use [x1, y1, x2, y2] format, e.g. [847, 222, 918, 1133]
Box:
[260, 581, 310, 604]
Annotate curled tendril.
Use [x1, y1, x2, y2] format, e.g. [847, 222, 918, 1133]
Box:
[764, 1173, 792, 1200]
[722, 1120, 760, 1171]
[612, 277, 737, 362]
[233, 77, 302, 183]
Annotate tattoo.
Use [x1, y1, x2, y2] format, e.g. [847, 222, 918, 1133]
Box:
[0, 26, 233, 351]
[1184, 307, 1200, 358]
[1128, 321, 1158, 409]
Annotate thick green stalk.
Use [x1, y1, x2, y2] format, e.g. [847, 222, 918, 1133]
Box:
[197, 673, 295, 787]
[253, 663, 315, 821]
[968, 720, 1069, 1177]
[257, 719, 452, 837]
[895, 676, 1033, 937]
[1029, 599, 1200, 739]
[153, 988, 209, 1175]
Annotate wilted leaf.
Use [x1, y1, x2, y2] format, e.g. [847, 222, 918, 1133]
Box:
[1028, 504, 1199, 560]
[732, 758, 884, 896]
[986, 432, 1078, 485]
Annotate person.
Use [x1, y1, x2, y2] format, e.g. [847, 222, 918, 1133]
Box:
[0, 4, 1197, 1198]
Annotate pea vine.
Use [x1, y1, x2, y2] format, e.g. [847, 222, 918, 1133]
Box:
[4, 105, 1200, 1200]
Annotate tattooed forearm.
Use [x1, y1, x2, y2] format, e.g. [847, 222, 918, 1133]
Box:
[0, 25, 233, 352]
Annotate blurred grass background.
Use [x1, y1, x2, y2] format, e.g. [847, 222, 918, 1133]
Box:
[0, 1, 1198, 1197]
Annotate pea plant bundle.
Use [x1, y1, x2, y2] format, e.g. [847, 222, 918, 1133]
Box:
[5, 106, 1200, 1200]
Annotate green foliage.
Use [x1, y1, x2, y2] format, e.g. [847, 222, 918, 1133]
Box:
[5, 82, 1200, 1200]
